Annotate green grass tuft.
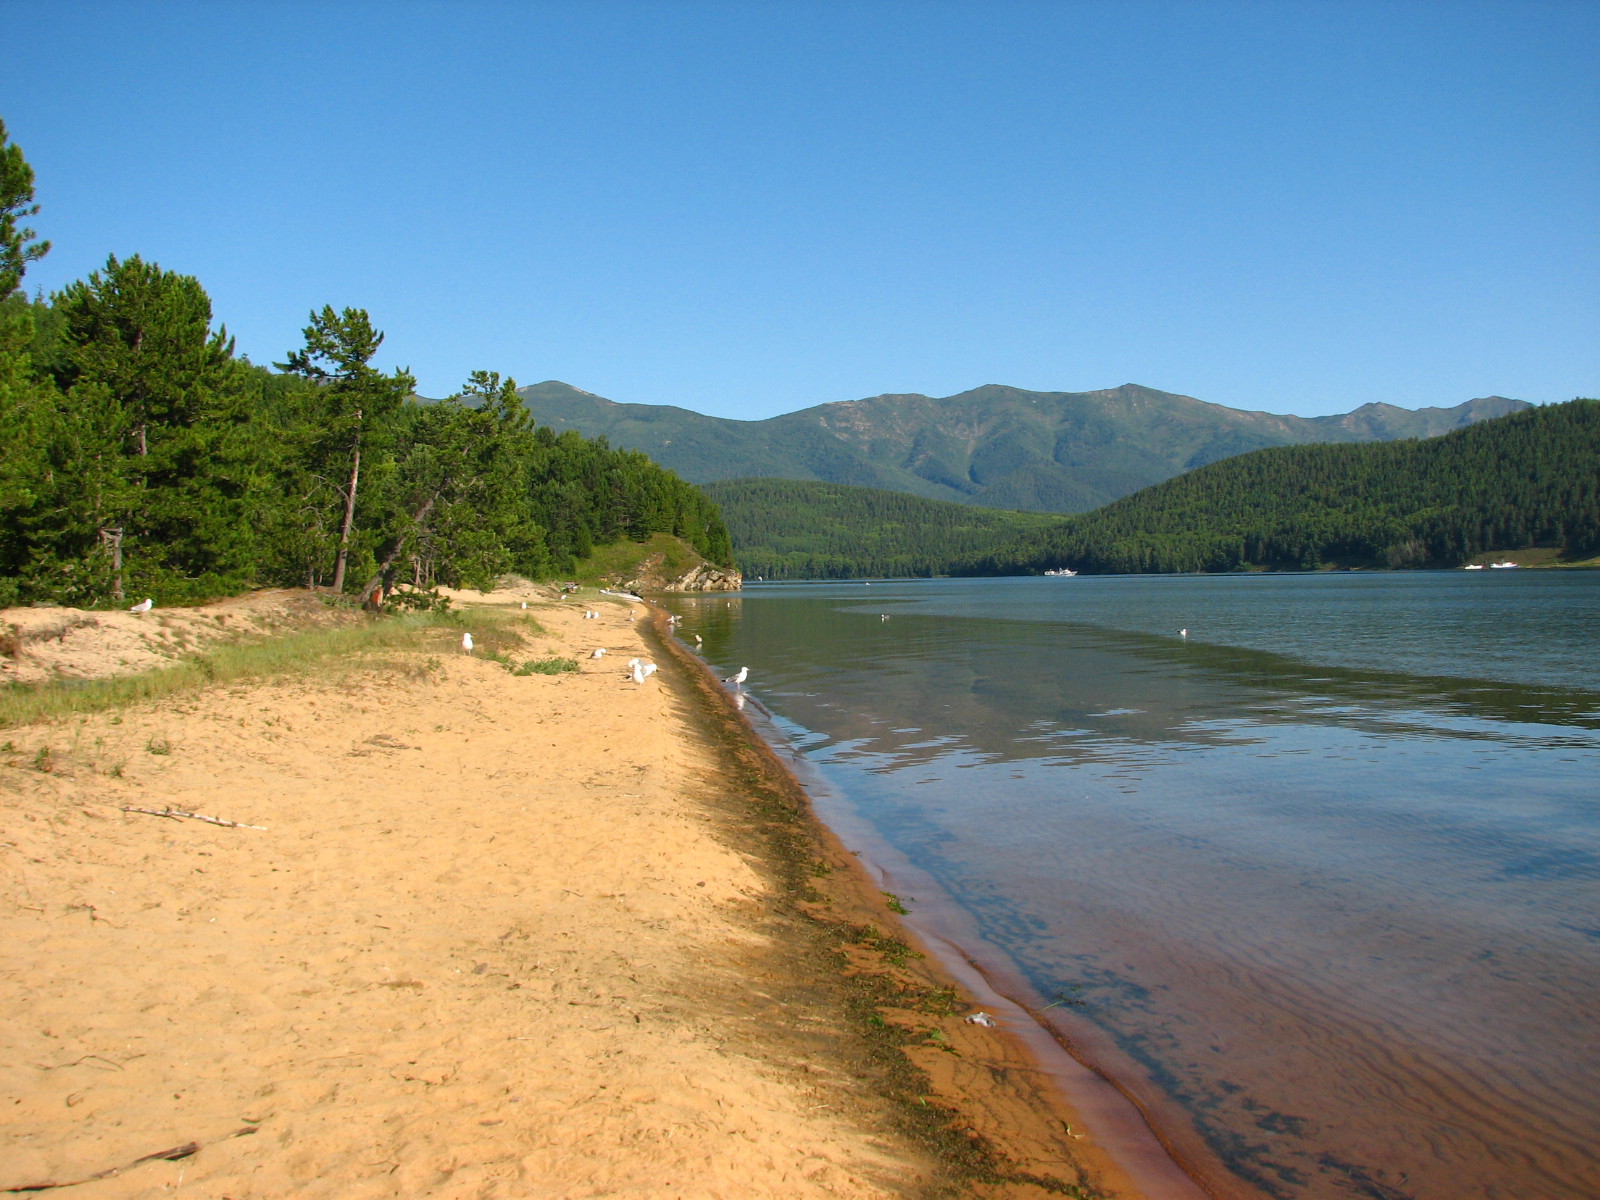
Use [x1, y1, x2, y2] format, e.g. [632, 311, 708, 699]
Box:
[0, 611, 460, 730]
[513, 656, 579, 676]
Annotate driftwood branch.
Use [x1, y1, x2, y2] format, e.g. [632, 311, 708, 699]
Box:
[3, 1125, 258, 1192]
[120, 806, 265, 830]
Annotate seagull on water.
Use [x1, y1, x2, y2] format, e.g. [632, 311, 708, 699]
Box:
[461, 632, 474, 653]
[1179, 628, 1188, 639]
[723, 666, 749, 690]
[128, 598, 154, 614]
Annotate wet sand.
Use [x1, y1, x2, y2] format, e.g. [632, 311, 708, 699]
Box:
[1, 587, 1173, 1198]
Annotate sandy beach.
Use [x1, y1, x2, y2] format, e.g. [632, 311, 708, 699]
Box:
[1, 587, 1148, 1199]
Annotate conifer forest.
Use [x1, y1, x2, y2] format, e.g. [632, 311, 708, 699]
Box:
[0, 120, 732, 609]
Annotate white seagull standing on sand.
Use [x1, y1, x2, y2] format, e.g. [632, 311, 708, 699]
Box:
[128, 598, 154, 614]
[591, 648, 606, 659]
[461, 632, 474, 653]
[723, 666, 749, 690]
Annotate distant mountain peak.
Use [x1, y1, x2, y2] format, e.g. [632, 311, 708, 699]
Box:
[515, 380, 1529, 515]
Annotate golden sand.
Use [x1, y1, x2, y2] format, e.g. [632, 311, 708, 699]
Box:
[1, 587, 1156, 1198]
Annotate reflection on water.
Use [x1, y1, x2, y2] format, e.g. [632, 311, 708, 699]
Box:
[666, 574, 1600, 1200]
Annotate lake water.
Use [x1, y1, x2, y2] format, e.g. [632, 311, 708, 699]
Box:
[662, 572, 1600, 1200]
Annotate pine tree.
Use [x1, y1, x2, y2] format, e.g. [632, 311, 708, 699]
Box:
[48, 255, 251, 602]
[0, 118, 52, 605]
[278, 308, 415, 592]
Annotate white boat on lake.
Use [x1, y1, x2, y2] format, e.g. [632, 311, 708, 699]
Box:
[1044, 567, 1078, 577]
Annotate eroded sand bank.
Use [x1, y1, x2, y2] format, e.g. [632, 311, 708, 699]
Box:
[1, 588, 1152, 1199]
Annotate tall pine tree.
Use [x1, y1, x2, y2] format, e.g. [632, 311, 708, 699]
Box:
[278, 307, 414, 592]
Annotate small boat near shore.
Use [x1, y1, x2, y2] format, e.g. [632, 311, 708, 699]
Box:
[1463, 563, 1485, 570]
[1044, 567, 1078, 577]
[1490, 561, 1521, 569]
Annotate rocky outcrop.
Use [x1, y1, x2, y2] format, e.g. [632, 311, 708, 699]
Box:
[592, 534, 744, 593]
[659, 562, 742, 592]
[621, 559, 742, 593]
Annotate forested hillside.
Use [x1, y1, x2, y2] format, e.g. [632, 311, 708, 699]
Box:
[704, 402, 1597, 579]
[703, 479, 1055, 579]
[0, 121, 731, 609]
[964, 399, 1600, 576]
[519, 379, 1528, 514]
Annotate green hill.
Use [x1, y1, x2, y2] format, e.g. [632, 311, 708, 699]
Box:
[702, 479, 1056, 580]
[967, 398, 1600, 575]
[518, 380, 1529, 515]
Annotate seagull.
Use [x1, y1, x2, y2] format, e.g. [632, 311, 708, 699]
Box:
[461, 632, 474, 653]
[591, 648, 606, 659]
[694, 634, 703, 645]
[641, 663, 658, 678]
[128, 598, 153, 614]
[520, 601, 527, 610]
[723, 666, 749, 690]
[630, 660, 645, 684]
[1179, 628, 1188, 639]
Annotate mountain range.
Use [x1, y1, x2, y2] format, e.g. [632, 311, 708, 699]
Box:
[514, 381, 1529, 514]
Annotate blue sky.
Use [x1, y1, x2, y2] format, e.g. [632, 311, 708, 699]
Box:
[5, 0, 1596, 419]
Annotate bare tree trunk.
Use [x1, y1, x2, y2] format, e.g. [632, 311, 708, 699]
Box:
[100, 526, 124, 603]
[331, 437, 361, 593]
[359, 490, 441, 606]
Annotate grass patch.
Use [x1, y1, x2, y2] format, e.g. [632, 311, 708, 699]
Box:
[0, 611, 460, 730]
[433, 606, 539, 660]
[571, 532, 703, 588]
[513, 656, 580, 676]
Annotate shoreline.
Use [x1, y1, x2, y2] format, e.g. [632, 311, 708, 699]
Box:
[3, 589, 933, 1197]
[0, 584, 1215, 1198]
[643, 604, 1215, 1200]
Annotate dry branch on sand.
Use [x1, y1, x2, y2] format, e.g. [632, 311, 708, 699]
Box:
[2, 1125, 258, 1193]
[119, 806, 265, 830]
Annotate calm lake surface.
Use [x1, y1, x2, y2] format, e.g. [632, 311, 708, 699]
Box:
[663, 572, 1600, 1200]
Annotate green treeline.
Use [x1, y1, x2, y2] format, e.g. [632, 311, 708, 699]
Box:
[963, 399, 1600, 576]
[703, 478, 1056, 579]
[0, 121, 730, 609]
[711, 403, 1599, 580]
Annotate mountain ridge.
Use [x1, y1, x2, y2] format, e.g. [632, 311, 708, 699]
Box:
[515, 380, 1530, 514]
